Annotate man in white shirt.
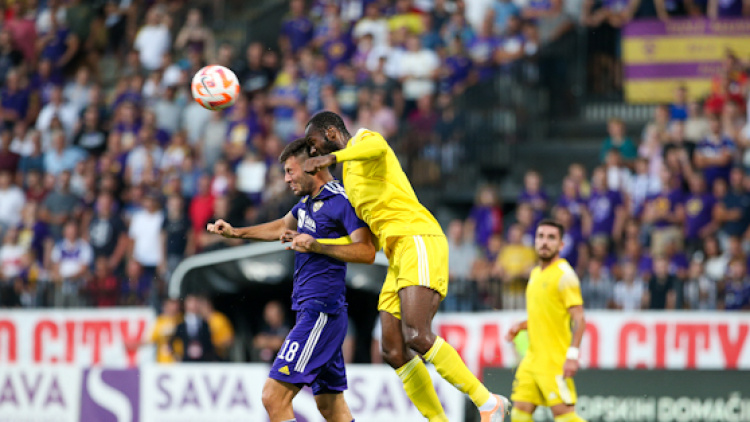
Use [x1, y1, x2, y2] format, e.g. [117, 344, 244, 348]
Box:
[353, 3, 389, 48]
[399, 35, 439, 102]
[133, 8, 171, 71]
[51, 220, 93, 307]
[0, 171, 25, 234]
[35, 86, 79, 139]
[613, 262, 644, 311]
[129, 192, 165, 279]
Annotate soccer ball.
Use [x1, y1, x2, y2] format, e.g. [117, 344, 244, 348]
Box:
[191, 65, 241, 111]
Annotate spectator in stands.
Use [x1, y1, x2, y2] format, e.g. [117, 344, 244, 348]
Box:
[50, 219, 92, 307]
[714, 168, 750, 242]
[581, 258, 615, 309]
[253, 300, 290, 363]
[0, 70, 31, 129]
[0, 129, 20, 174]
[493, 224, 536, 309]
[681, 174, 717, 253]
[127, 297, 182, 363]
[584, 166, 626, 241]
[198, 296, 234, 361]
[708, 0, 750, 19]
[683, 259, 717, 310]
[134, 7, 170, 72]
[445, 219, 480, 312]
[0, 170, 25, 235]
[174, 8, 215, 63]
[468, 184, 503, 250]
[161, 195, 193, 280]
[88, 192, 128, 271]
[604, 149, 631, 193]
[518, 170, 548, 224]
[128, 192, 164, 288]
[694, 113, 736, 189]
[555, 206, 587, 272]
[601, 118, 637, 163]
[171, 294, 216, 362]
[613, 262, 645, 310]
[87, 257, 119, 307]
[40, 170, 80, 240]
[645, 255, 678, 310]
[643, 168, 684, 255]
[399, 34, 439, 112]
[354, 3, 390, 49]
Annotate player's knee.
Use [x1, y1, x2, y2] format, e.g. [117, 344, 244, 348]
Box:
[402, 324, 435, 355]
[315, 399, 334, 420]
[380, 343, 406, 368]
[261, 385, 284, 416]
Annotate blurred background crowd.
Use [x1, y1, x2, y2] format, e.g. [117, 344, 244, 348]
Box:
[0, 0, 749, 363]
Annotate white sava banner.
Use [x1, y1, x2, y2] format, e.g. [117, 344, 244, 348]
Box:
[0, 366, 82, 422]
[0, 308, 155, 367]
[432, 311, 750, 375]
[0, 364, 465, 422]
[140, 364, 466, 422]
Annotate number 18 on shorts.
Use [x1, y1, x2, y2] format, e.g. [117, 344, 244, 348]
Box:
[269, 309, 349, 395]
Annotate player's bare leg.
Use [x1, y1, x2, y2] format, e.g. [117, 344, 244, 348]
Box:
[511, 402, 537, 422]
[315, 393, 353, 422]
[551, 403, 586, 422]
[399, 285, 510, 422]
[380, 310, 448, 421]
[262, 378, 299, 422]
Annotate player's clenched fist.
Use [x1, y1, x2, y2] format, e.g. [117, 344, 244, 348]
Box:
[287, 233, 322, 254]
[207, 219, 235, 238]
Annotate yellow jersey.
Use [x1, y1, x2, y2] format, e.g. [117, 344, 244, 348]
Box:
[150, 314, 181, 364]
[208, 311, 234, 357]
[331, 129, 444, 253]
[524, 258, 583, 372]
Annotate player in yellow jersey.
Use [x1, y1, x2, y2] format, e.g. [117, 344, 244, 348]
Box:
[303, 111, 510, 422]
[505, 219, 587, 422]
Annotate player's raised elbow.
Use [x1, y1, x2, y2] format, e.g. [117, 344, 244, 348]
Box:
[361, 246, 377, 264]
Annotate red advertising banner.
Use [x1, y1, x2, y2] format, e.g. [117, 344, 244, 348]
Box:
[432, 312, 750, 376]
[0, 309, 155, 367]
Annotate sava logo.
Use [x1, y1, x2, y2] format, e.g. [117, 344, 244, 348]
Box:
[80, 368, 140, 422]
[297, 210, 317, 233]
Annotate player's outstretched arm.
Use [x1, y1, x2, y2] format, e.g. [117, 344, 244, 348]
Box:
[206, 212, 297, 242]
[304, 133, 388, 174]
[505, 320, 528, 342]
[288, 227, 377, 264]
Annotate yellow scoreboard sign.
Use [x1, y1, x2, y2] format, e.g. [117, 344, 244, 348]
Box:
[622, 19, 750, 103]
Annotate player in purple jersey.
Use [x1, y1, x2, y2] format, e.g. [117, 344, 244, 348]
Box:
[207, 138, 375, 422]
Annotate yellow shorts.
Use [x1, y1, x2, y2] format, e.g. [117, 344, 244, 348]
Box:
[377, 235, 449, 319]
[511, 359, 577, 407]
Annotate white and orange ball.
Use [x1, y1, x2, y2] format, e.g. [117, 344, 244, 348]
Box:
[191, 65, 240, 111]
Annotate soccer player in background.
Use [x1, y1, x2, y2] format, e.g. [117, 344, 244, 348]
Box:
[303, 112, 510, 422]
[505, 219, 587, 422]
[207, 138, 375, 422]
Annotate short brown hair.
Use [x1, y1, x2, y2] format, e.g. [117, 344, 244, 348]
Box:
[278, 138, 310, 163]
[537, 218, 565, 238]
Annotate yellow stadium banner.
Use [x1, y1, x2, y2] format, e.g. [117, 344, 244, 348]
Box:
[622, 19, 750, 103]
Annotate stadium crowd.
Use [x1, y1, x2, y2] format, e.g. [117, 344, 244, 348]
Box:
[0, 0, 748, 324]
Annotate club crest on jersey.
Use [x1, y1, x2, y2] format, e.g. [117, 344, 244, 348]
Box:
[313, 201, 324, 212]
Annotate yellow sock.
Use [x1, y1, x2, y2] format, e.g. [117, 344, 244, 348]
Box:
[396, 356, 448, 422]
[511, 408, 534, 422]
[424, 336, 491, 408]
[555, 412, 587, 422]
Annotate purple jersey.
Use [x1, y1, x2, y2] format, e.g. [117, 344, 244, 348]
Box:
[647, 189, 684, 228]
[723, 280, 750, 310]
[281, 16, 314, 53]
[695, 136, 735, 188]
[290, 181, 368, 314]
[468, 36, 498, 80]
[321, 36, 354, 72]
[442, 54, 472, 92]
[668, 252, 689, 277]
[560, 226, 582, 268]
[588, 189, 622, 236]
[519, 189, 548, 225]
[717, 0, 744, 16]
[469, 205, 502, 248]
[683, 193, 716, 240]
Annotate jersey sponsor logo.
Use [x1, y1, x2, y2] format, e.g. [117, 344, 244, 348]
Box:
[297, 210, 317, 232]
[313, 201, 324, 212]
[278, 366, 290, 375]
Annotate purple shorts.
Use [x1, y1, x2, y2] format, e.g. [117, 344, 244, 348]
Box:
[269, 308, 348, 395]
